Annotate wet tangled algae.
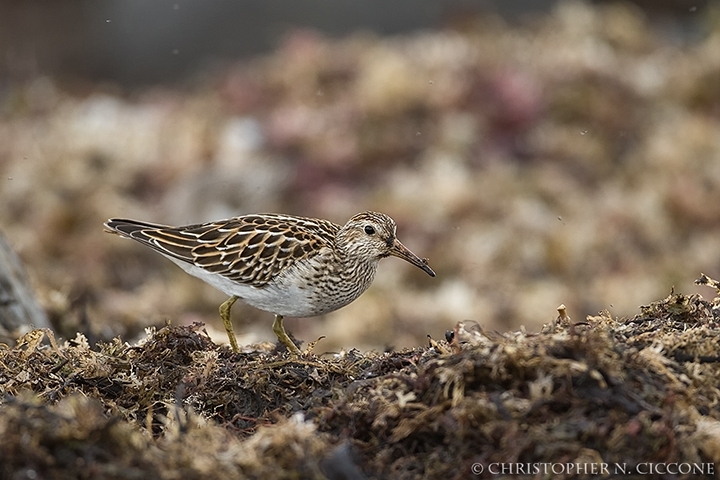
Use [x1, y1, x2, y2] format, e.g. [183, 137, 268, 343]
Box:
[3, 278, 720, 479]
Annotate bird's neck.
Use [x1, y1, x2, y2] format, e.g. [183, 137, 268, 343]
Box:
[335, 245, 379, 289]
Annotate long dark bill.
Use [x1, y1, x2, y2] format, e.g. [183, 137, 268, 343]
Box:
[390, 239, 436, 277]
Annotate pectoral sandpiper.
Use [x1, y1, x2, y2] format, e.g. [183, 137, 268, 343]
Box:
[104, 212, 435, 354]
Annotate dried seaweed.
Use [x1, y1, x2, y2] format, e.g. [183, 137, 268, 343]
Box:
[3, 282, 720, 479]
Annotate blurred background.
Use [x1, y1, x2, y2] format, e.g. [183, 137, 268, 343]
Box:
[1, 0, 719, 351]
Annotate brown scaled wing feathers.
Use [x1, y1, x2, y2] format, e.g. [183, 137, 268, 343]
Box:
[105, 215, 341, 287]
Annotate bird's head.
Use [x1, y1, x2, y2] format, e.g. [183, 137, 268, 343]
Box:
[338, 211, 435, 277]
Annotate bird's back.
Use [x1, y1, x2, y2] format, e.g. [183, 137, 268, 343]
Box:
[104, 214, 341, 288]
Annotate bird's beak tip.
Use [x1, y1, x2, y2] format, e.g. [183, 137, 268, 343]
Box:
[391, 239, 436, 278]
[421, 260, 436, 277]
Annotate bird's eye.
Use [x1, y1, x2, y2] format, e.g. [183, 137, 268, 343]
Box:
[364, 225, 375, 235]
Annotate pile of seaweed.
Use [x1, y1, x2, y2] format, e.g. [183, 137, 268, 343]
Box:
[2, 277, 720, 479]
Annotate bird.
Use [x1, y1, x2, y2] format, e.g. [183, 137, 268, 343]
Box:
[104, 211, 436, 354]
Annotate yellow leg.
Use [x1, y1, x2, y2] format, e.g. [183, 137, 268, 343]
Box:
[272, 315, 301, 355]
[219, 295, 240, 353]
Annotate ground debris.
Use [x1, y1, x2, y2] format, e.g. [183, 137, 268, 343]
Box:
[2, 291, 720, 478]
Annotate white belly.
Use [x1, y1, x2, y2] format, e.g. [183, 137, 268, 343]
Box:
[161, 252, 372, 317]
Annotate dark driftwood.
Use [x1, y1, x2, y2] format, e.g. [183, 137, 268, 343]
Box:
[0, 231, 51, 342]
